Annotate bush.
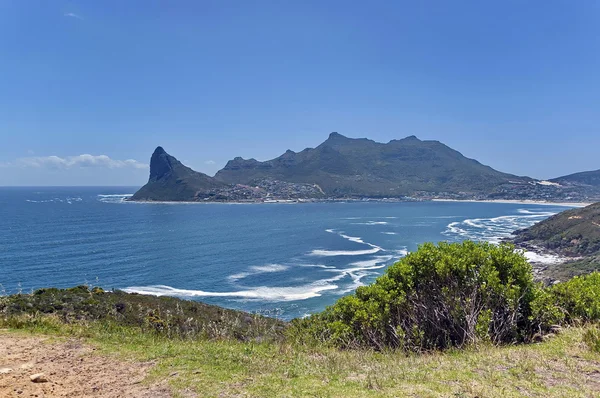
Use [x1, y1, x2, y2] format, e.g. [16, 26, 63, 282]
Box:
[532, 272, 600, 329]
[298, 241, 540, 351]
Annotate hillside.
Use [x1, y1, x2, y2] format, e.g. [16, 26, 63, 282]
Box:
[551, 169, 600, 187]
[513, 202, 600, 279]
[513, 202, 600, 257]
[3, 283, 600, 397]
[130, 146, 227, 201]
[215, 132, 529, 197]
[131, 134, 600, 202]
[130, 146, 324, 201]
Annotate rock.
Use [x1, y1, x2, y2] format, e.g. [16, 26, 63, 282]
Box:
[0, 367, 13, 374]
[30, 373, 48, 383]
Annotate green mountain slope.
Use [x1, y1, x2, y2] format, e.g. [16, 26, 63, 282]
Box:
[551, 169, 600, 187]
[513, 202, 600, 257]
[215, 133, 529, 197]
[513, 203, 600, 279]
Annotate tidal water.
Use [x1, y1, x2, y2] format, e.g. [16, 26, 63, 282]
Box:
[0, 187, 570, 320]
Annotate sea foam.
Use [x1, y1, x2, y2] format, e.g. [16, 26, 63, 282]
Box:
[124, 282, 339, 302]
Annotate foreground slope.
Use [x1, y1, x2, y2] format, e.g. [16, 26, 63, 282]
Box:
[3, 288, 600, 397]
[215, 132, 529, 197]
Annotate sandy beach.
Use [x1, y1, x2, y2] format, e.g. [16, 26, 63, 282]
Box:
[431, 199, 591, 207]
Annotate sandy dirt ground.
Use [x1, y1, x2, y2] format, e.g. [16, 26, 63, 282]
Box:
[0, 332, 171, 397]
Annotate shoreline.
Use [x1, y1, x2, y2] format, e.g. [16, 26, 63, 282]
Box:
[431, 198, 591, 207]
[124, 197, 592, 207]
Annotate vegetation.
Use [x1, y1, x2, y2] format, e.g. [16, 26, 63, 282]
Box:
[4, 241, 600, 396]
[293, 242, 540, 351]
[0, 285, 285, 342]
[514, 202, 600, 258]
[3, 307, 600, 396]
[215, 133, 526, 197]
[551, 168, 600, 187]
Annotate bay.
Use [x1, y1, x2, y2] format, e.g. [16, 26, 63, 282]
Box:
[0, 187, 570, 320]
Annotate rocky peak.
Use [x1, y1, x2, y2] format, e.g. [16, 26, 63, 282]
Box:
[149, 146, 174, 181]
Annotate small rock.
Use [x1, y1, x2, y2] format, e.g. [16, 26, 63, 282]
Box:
[19, 363, 33, 370]
[0, 368, 13, 374]
[30, 373, 48, 383]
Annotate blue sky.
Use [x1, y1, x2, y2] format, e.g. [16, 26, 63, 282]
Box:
[0, 1, 598, 186]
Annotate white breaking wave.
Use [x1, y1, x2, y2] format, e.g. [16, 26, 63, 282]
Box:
[442, 208, 568, 265]
[523, 251, 564, 264]
[124, 281, 339, 302]
[443, 210, 559, 244]
[310, 230, 384, 256]
[228, 264, 289, 282]
[26, 197, 82, 204]
[352, 221, 389, 225]
[382, 232, 398, 235]
[309, 248, 381, 256]
[98, 194, 133, 203]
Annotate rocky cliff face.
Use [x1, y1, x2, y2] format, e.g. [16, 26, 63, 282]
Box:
[148, 146, 175, 182]
[130, 147, 226, 201]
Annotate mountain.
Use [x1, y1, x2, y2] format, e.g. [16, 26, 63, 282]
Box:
[130, 147, 325, 202]
[551, 169, 600, 187]
[215, 133, 529, 197]
[513, 202, 600, 257]
[131, 134, 600, 202]
[512, 202, 600, 280]
[130, 146, 226, 201]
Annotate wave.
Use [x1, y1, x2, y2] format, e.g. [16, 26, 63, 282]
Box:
[329, 254, 400, 294]
[382, 232, 397, 235]
[310, 230, 384, 256]
[352, 221, 389, 225]
[309, 248, 381, 256]
[523, 251, 564, 264]
[227, 263, 289, 282]
[97, 194, 133, 203]
[26, 197, 82, 204]
[123, 282, 339, 301]
[443, 210, 559, 244]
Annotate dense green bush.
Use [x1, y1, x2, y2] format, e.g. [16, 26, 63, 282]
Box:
[532, 272, 600, 329]
[296, 241, 540, 351]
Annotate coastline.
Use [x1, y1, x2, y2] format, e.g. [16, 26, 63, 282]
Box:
[431, 198, 591, 207]
[125, 197, 592, 206]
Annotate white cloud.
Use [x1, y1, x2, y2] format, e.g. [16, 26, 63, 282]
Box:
[204, 160, 216, 165]
[64, 12, 83, 20]
[5, 154, 147, 170]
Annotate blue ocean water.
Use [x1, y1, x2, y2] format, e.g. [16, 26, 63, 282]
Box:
[0, 187, 571, 320]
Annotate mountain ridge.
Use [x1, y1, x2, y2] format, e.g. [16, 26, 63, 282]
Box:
[214, 132, 528, 197]
[130, 133, 600, 202]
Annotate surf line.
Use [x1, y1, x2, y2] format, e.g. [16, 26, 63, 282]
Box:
[309, 229, 385, 257]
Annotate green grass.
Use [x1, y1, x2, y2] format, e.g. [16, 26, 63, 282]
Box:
[3, 314, 600, 398]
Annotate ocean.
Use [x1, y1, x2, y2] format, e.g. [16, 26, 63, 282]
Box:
[0, 187, 571, 320]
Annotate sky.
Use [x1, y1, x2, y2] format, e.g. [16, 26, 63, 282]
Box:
[0, 0, 599, 186]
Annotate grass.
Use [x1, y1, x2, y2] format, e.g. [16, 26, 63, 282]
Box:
[3, 314, 600, 397]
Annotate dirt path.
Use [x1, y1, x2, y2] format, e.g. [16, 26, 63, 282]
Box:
[0, 332, 171, 397]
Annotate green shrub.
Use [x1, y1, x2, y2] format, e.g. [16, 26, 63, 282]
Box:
[532, 272, 600, 328]
[298, 241, 540, 351]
